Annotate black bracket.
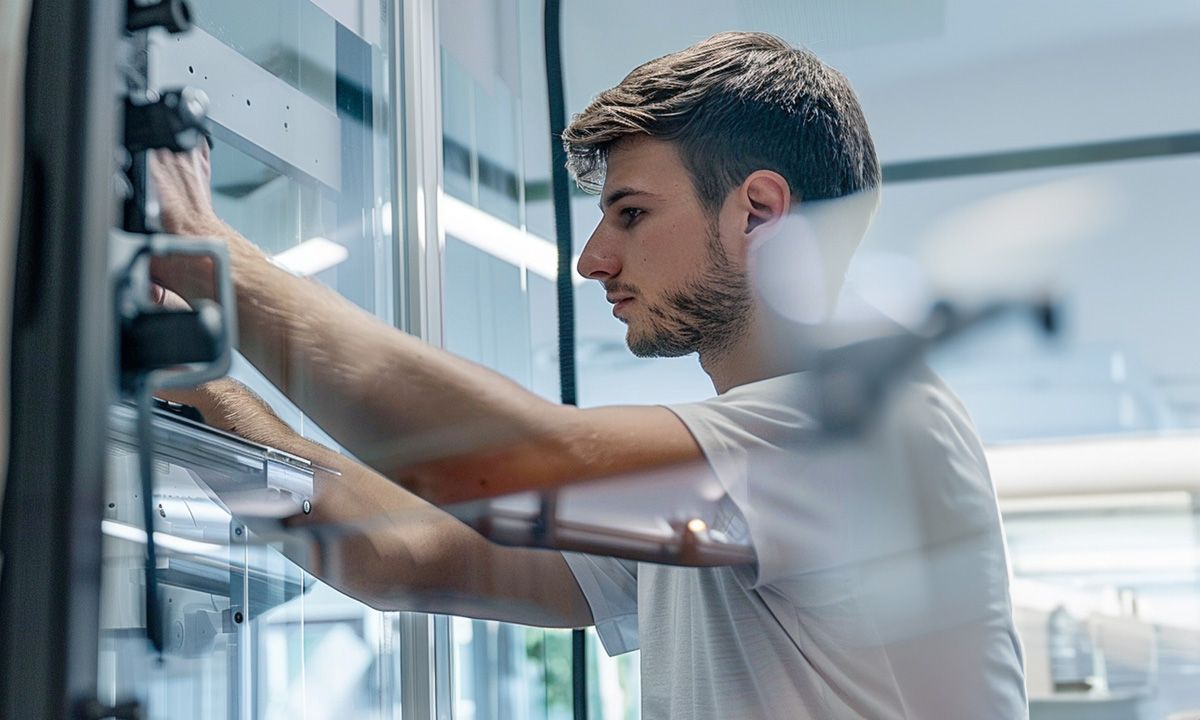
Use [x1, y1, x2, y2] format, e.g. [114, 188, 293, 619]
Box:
[126, 0, 192, 34]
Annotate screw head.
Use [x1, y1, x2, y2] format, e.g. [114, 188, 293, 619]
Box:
[234, 527, 243, 536]
[233, 611, 244, 624]
[302, 499, 312, 514]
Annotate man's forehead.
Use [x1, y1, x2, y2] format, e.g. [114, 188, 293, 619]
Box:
[600, 136, 686, 198]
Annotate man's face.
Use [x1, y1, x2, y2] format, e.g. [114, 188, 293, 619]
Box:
[577, 136, 752, 358]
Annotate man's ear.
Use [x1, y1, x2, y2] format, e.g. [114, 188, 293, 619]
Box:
[741, 170, 791, 238]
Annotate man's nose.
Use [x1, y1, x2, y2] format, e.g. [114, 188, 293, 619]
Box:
[576, 228, 621, 280]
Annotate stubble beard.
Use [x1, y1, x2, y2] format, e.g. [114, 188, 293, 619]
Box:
[625, 223, 753, 360]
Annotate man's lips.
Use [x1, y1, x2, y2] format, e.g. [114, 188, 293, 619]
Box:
[610, 296, 634, 317]
[605, 287, 636, 317]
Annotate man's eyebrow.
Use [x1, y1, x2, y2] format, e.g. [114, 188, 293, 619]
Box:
[600, 187, 656, 210]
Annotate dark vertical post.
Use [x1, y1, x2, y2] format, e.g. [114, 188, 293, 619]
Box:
[542, 1, 587, 718]
[0, 0, 119, 716]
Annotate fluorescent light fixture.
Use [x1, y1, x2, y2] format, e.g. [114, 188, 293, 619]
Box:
[987, 433, 1200, 499]
[101, 518, 226, 556]
[1001, 491, 1194, 514]
[440, 193, 585, 284]
[1010, 578, 1112, 616]
[1013, 546, 1200, 575]
[271, 236, 350, 277]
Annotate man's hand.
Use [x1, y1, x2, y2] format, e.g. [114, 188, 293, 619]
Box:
[154, 377, 594, 625]
[147, 143, 266, 302]
[150, 282, 192, 311]
[150, 142, 222, 237]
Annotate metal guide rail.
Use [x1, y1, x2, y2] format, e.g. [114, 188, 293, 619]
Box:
[107, 401, 314, 516]
[104, 402, 315, 611]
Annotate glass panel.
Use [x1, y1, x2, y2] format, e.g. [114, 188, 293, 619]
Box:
[253, 580, 403, 719]
[438, 0, 579, 714]
[98, 460, 234, 719]
[188, 0, 339, 110]
[103, 0, 405, 717]
[149, 0, 397, 321]
[586, 629, 639, 720]
[210, 138, 334, 258]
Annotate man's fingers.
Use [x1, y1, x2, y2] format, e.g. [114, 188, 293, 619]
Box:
[149, 282, 192, 311]
[150, 253, 218, 301]
[189, 146, 209, 183]
[147, 145, 220, 236]
[148, 147, 205, 185]
[147, 149, 169, 186]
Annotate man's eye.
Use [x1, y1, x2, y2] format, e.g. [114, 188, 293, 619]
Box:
[620, 207, 645, 225]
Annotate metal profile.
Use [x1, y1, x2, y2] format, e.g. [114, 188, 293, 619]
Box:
[148, 26, 343, 192]
[883, 131, 1200, 184]
[395, 0, 445, 346]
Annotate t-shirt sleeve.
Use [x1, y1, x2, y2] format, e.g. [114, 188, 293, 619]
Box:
[562, 551, 640, 656]
[665, 374, 852, 591]
[666, 371, 1000, 604]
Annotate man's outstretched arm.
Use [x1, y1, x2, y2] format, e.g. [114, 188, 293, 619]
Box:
[162, 378, 595, 627]
[150, 147, 704, 505]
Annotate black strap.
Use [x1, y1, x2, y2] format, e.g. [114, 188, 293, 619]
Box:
[543, 0, 588, 717]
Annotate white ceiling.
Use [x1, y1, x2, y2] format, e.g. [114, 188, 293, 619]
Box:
[547, 0, 1200, 163]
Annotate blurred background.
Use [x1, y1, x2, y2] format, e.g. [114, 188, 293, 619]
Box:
[438, 2, 1200, 717]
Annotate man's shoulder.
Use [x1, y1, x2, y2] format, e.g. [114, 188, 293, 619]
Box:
[884, 367, 986, 452]
[668, 372, 822, 448]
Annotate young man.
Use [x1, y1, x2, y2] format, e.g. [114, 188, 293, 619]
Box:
[154, 32, 1027, 719]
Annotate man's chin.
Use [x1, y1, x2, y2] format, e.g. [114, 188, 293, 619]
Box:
[625, 330, 692, 359]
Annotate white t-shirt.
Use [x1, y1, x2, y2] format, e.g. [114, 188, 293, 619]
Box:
[564, 368, 1028, 719]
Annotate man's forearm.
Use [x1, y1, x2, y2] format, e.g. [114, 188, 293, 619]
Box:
[165, 379, 593, 627]
[159, 227, 702, 508]
[203, 230, 580, 494]
[149, 146, 680, 505]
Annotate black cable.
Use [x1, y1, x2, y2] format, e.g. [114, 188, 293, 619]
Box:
[543, 0, 586, 717]
[136, 381, 165, 655]
[544, 0, 577, 410]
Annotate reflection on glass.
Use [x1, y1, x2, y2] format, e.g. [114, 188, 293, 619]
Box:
[188, 0, 338, 109]
[104, 0, 403, 716]
[210, 137, 333, 258]
[439, 0, 591, 708]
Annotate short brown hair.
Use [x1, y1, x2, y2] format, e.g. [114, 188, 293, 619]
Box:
[563, 32, 880, 213]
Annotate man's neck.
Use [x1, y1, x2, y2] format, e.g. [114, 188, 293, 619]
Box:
[699, 312, 801, 394]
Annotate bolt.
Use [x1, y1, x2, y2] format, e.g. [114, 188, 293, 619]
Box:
[233, 611, 243, 624]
